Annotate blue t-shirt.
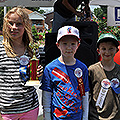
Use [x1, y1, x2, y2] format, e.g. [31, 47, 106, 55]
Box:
[40, 58, 89, 120]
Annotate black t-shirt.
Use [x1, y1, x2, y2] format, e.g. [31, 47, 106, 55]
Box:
[54, 0, 82, 18]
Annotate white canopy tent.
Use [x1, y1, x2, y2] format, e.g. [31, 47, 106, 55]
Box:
[2, 0, 56, 16]
[0, 0, 56, 7]
[1, 0, 94, 7]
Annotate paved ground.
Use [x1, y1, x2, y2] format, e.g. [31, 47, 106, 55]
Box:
[34, 85, 43, 120]
[37, 115, 43, 120]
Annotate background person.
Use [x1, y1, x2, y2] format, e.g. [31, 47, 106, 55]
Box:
[52, 0, 90, 33]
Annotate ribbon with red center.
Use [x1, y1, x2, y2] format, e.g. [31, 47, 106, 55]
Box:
[74, 68, 85, 97]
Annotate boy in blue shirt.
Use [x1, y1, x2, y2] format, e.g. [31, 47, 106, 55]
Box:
[40, 26, 89, 120]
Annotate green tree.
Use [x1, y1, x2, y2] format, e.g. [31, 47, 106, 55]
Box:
[39, 9, 45, 14]
[93, 6, 120, 39]
[94, 6, 107, 21]
[26, 7, 39, 12]
[31, 25, 39, 42]
[26, 7, 45, 14]
[0, 7, 12, 31]
[0, 7, 4, 31]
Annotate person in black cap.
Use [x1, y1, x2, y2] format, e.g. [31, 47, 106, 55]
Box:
[52, 0, 91, 33]
[88, 33, 120, 120]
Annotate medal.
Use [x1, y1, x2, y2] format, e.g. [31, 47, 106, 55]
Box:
[111, 78, 119, 88]
[19, 55, 29, 65]
[101, 79, 111, 89]
[74, 68, 82, 78]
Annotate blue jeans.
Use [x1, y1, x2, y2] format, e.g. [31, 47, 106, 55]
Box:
[52, 12, 75, 33]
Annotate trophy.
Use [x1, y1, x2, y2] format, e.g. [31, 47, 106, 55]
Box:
[25, 37, 40, 86]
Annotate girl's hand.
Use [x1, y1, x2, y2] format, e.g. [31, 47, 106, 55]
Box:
[37, 65, 43, 77]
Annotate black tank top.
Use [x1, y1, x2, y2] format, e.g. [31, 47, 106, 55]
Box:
[54, 0, 82, 18]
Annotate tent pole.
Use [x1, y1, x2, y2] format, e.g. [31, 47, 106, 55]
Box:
[4, 6, 7, 17]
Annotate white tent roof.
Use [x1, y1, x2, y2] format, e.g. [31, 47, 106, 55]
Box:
[29, 11, 46, 20]
[90, 0, 120, 6]
[0, 0, 56, 7]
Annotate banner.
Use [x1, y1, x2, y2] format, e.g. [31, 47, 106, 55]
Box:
[107, 6, 120, 26]
[0, 0, 56, 7]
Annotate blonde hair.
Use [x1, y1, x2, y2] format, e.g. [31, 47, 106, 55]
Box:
[3, 6, 33, 57]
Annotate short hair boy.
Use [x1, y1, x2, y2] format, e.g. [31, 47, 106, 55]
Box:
[40, 26, 90, 120]
[88, 33, 120, 120]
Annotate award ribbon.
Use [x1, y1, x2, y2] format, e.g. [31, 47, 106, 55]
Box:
[111, 78, 120, 94]
[19, 65, 29, 82]
[112, 87, 120, 94]
[95, 63, 120, 108]
[19, 55, 29, 82]
[96, 79, 111, 108]
[74, 68, 85, 97]
[77, 77, 85, 97]
[96, 87, 108, 108]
